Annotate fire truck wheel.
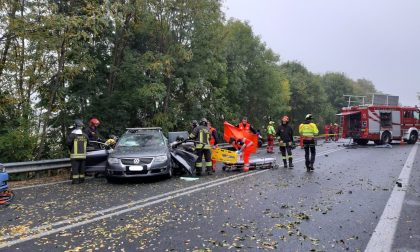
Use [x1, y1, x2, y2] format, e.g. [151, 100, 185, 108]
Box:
[407, 131, 418, 144]
[381, 131, 392, 145]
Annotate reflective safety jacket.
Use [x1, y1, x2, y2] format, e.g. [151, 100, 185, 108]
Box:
[267, 124, 276, 136]
[67, 129, 89, 159]
[232, 138, 253, 151]
[299, 122, 319, 139]
[277, 123, 294, 142]
[209, 127, 219, 146]
[236, 123, 257, 134]
[190, 125, 211, 149]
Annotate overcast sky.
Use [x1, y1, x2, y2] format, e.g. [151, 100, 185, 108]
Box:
[223, 0, 420, 106]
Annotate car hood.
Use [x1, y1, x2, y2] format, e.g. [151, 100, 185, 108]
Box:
[110, 147, 167, 158]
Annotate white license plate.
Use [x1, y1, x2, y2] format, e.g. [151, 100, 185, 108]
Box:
[129, 165, 144, 171]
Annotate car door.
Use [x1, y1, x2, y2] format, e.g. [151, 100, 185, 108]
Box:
[85, 141, 112, 173]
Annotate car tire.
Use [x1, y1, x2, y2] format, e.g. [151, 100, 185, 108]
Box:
[381, 131, 392, 145]
[407, 131, 418, 144]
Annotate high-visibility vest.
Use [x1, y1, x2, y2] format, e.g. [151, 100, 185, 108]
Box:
[238, 123, 251, 131]
[191, 125, 211, 149]
[209, 127, 216, 145]
[267, 125, 276, 135]
[234, 138, 253, 150]
[70, 135, 88, 159]
[299, 123, 319, 138]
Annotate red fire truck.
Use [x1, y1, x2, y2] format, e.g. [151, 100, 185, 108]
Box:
[338, 94, 420, 145]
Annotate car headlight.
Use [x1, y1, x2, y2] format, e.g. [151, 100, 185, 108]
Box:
[154, 155, 168, 162]
[108, 158, 120, 164]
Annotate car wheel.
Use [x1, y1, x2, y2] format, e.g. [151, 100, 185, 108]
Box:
[381, 131, 392, 145]
[407, 131, 418, 144]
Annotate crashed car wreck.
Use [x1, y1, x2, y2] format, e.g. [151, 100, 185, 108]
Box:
[84, 129, 196, 182]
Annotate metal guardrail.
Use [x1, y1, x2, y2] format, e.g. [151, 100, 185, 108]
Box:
[4, 158, 71, 174]
[1, 138, 322, 174]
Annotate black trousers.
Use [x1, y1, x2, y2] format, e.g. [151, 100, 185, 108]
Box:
[279, 145, 293, 162]
[303, 140, 316, 167]
[195, 148, 212, 171]
[71, 159, 86, 178]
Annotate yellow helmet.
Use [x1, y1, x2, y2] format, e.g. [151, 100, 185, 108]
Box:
[105, 139, 116, 146]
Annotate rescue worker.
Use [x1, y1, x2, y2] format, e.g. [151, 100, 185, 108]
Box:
[236, 117, 257, 134]
[334, 123, 340, 141]
[67, 119, 89, 184]
[299, 114, 319, 172]
[229, 137, 254, 172]
[84, 118, 102, 142]
[324, 124, 330, 142]
[191, 120, 198, 132]
[276, 115, 294, 168]
[190, 118, 212, 176]
[329, 123, 334, 141]
[208, 121, 219, 172]
[266, 121, 276, 153]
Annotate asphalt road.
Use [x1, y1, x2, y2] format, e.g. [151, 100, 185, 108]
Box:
[0, 142, 419, 251]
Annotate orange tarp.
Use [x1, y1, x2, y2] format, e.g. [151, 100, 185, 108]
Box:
[223, 121, 258, 153]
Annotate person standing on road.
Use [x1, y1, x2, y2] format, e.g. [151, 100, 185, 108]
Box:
[266, 121, 276, 153]
[208, 121, 219, 172]
[84, 118, 102, 142]
[277, 115, 295, 168]
[191, 120, 198, 132]
[236, 117, 257, 134]
[67, 119, 89, 184]
[229, 137, 254, 172]
[190, 118, 212, 176]
[299, 114, 319, 172]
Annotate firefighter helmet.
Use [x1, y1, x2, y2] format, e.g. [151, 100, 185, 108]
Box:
[199, 118, 208, 126]
[89, 118, 100, 127]
[74, 119, 84, 128]
[305, 114, 313, 120]
[192, 120, 198, 127]
[269, 121, 275, 125]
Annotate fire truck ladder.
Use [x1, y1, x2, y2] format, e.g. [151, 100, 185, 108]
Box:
[343, 95, 368, 107]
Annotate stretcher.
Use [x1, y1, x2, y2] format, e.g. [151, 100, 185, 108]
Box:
[212, 148, 278, 171]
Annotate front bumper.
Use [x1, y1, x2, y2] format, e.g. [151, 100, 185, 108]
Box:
[106, 162, 170, 178]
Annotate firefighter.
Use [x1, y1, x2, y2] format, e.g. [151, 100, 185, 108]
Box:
[299, 114, 319, 172]
[324, 124, 330, 142]
[236, 117, 257, 134]
[276, 115, 294, 168]
[84, 118, 102, 142]
[208, 121, 219, 172]
[67, 119, 89, 184]
[229, 137, 254, 172]
[329, 123, 334, 141]
[334, 123, 340, 141]
[190, 118, 212, 176]
[191, 120, 198, 132]
[266, 121, 276, 153]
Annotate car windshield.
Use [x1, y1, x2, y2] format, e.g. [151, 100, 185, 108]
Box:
[117, 133, 164, 149]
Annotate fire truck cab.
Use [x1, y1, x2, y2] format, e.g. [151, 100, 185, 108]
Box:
[339, 94, 420, 145]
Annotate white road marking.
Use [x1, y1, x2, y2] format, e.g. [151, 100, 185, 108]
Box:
[365, 143, 418, 252]
[0, 148, 344, 248]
